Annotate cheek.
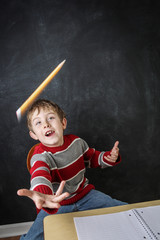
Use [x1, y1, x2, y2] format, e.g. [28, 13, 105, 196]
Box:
[57, 125, 64, 134]
[33, 127, 42, 136]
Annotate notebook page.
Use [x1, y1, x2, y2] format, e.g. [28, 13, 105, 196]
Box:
[74, 210, 152, 240]
[135, 205, 160, 240]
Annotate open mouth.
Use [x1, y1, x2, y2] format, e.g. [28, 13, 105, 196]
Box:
[45, 130, 54, 137]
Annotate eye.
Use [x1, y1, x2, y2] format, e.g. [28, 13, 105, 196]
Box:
[35, 121, 41, 126]
[48, 115, 55, 121]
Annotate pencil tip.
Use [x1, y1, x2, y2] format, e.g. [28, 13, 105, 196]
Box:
[59, 59, 66, 67]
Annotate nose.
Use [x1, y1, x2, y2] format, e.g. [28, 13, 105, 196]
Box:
[43, 120, 50, 128]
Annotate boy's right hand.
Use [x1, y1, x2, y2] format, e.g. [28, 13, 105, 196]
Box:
[17, 181, 70, 210]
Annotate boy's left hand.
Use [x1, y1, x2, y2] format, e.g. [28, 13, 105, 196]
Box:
[104, 141, 119, 163]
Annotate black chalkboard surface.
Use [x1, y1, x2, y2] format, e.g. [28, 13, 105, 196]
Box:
[0, 0, 160, 225]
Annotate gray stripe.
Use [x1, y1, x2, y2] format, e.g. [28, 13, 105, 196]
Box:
[52, 168, 86, 194]
[30, 138, 89, 170]
[30, 176, 53, 190]
[31, 152, 57, 169]
[30, 153, 49, 167]
[51, 138, 89, 168]
[65, 169, 86, 192]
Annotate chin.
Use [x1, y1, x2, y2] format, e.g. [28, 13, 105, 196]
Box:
[44, 141, 59, 147]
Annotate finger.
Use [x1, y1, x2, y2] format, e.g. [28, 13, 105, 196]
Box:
[43, 202, 61, 209]
[104, 156, 116, 163]
[110, 152, 118, 158]
[55, 181, 66, 196]
[36, 199, 44, 209]
[17, 189, 33, 198]
[112, 147, 119, 152]
[105, 155, 116, 160]
[17, 189, 24, 196]
[53, 192, 70, 202]
[111, 142, 119, 155]
[113, 141, 119, 149]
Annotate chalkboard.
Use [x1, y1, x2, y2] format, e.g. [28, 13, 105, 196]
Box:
[0, 0, 160, 225]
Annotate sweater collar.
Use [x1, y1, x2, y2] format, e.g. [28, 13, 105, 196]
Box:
[40, 135, 69, 153]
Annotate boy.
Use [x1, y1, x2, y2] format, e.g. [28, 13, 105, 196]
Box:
[18, 99, 126, 240]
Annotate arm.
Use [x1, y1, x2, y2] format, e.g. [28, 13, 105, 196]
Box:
[24, 152, 68, 213]
[84, 141, 121, 168]
[29, 153, 54, 195]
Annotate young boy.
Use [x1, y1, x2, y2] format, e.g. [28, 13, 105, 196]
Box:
[18, 99, 127, 240]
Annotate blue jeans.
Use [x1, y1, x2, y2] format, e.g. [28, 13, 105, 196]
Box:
[20, 190, 127, 240]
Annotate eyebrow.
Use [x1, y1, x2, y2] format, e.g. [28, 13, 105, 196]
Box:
[32, 117, 40, 124]
[47, 112, 56, 115]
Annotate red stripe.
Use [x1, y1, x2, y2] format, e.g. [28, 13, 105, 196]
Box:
[84, 148, 100, 168]
[55, 155, 85, 180]
[51, 169, 63, 182]
[31, 169, 52, 182]
[33, 185, 53, 194]
[30, 161, 50, 174]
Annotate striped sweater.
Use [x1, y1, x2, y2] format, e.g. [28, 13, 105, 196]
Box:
[30, 134, 121, 213]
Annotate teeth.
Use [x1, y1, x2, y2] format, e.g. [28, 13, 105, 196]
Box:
[45, 130, 52, 136]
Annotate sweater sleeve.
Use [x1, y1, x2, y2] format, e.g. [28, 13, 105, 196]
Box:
[30, 153, 53, 193]
[83, 141, 121, 168]
[30, 153, 58, 214]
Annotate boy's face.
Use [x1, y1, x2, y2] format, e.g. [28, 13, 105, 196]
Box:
[29, 107, 67, 147]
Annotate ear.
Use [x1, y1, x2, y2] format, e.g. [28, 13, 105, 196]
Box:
[29, 131, 39, 140]
[62, 118, 67, 130]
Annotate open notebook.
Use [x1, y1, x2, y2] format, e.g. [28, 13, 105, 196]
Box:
[74, 205, 160, 240]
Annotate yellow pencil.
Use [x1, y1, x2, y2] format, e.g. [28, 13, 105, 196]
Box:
[16, 60, 66, 122]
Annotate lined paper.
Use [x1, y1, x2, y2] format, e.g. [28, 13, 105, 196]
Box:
[74, 206, 160, 240]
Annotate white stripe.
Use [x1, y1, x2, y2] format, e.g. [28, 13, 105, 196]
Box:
[53, 138, 81, 155]
[51, 181, 60, 185]
[70, 177, 85, 192]
[66, 192, 76, 199]
[84, 146, 90, 154]
[50, 166, 57, 170]
[32, 166, 50, 175]
[67, 168, 85, 182]
[66, 182, 89, 199]
[102, 161, 112, 167]
[98, 152, 103, 165]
